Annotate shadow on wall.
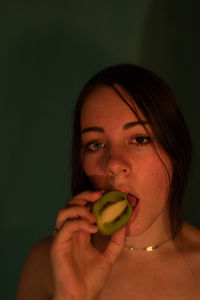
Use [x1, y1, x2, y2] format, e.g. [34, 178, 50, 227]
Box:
[3, 26, 109, 243]
[2, 26, 109, 300]
[140, 0, 200, 228]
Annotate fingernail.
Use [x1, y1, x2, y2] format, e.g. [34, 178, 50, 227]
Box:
[99, 189, 105, 193]
[89, 225, 98, 232]
[91, 215, 96, 223]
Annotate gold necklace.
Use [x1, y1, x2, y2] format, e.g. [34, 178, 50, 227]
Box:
[125, 237, 172, 252]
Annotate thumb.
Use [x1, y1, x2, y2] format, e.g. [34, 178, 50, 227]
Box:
[103, 227, 126, 266]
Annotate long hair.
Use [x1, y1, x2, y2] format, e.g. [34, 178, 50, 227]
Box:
[71, 64, 192, 238]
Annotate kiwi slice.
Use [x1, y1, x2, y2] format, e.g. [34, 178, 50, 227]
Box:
[92, 191, 132, 236]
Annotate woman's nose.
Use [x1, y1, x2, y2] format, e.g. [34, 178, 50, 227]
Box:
[105, 152, 130, 177]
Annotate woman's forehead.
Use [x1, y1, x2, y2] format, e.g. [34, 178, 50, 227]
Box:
[81, 85, 146, 124]
[79, 86, 154, 140]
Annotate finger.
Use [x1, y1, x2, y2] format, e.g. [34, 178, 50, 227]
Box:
[66, 190, 104, 207]
[103, 227, 126, 266]
[53, 219, 98, 246]
[55, 206, 97, 230]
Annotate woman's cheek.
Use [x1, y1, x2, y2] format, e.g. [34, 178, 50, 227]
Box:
[83, 155, 108, 189]
[148, 161, 171, 197]
[83, 155, 98, 176]
[82, 156, 91, 176]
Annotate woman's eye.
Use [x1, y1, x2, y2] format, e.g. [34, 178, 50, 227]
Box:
[85, 142, 105, 152]
[131, 136, 152, 145]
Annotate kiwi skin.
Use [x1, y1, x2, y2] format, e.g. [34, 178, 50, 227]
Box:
[92, 191, 132, 236]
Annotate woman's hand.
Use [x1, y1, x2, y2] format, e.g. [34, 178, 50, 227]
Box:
[50, 191, 126, 300]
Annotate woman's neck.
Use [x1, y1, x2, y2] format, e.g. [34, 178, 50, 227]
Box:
[125, 210, 172, 250]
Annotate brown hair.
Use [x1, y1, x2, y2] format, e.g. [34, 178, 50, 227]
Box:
[71, 64, 192, 238]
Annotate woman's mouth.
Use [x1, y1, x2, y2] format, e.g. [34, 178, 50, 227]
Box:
[126, 193, 138, 209]
[104, 190, 139, 211]
[102, 189, 139, 224]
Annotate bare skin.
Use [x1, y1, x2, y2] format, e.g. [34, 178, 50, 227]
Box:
[95, 223, 200, 300]
[16, 222, 200, 300]
[16, 191, 127, 300]
[16, 86, 200, 299]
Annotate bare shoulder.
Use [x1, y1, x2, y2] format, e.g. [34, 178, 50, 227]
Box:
[180, 222, 200, 275]
[181, 222, 200, 248]
[16, 236, 53, 300]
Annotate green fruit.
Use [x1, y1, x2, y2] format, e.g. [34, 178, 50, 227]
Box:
[92, 191, 132, 236]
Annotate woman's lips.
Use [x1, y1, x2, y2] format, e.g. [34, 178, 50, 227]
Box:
[127, 193, 139, 225]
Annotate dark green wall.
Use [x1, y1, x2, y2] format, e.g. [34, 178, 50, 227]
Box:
[1, 1, 200, 298]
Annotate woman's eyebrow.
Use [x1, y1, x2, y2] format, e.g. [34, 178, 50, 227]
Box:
[81, 121, 148, 134]
[123, 120, 148, 129]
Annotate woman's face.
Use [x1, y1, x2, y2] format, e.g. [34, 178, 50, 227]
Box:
[80, 85, 173, 236]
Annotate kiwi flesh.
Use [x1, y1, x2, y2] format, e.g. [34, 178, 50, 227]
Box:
[92, 191, 132, 236]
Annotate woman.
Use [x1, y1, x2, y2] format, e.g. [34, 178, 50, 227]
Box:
[16, 64, 200, 300]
